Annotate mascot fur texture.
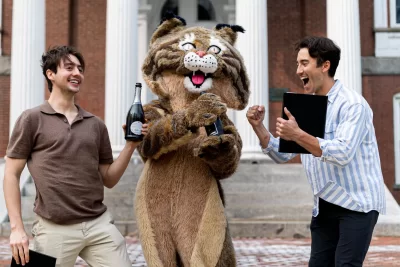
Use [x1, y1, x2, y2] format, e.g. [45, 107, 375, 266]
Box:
[135, 13, 250, 267]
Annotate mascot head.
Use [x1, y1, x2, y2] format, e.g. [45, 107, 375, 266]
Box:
[142, 12, 250, 110]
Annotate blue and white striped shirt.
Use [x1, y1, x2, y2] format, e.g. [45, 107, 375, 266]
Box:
[263, 80, 386, 216]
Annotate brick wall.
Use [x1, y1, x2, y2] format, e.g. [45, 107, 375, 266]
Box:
[71, 0, 107, 119]
[0, 77, 9, 157]
[359, 0, 375, 57]
[363, 76, 400, 202]
[45, 0, 107, 119]
[2, 0, 12, 55]
[0, 0, 13, 157]
[358, 0, 400, 203]
[44, 0, 72, 99]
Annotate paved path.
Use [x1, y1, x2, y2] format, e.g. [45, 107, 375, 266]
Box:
[1, 236, 399, 266]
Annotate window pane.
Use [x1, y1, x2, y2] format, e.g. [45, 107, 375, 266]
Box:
[397, 0, 400, 23]
[161, 0, 178, 18]
[197, 0, 215, 21]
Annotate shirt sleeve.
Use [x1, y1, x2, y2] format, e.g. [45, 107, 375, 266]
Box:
[261, 132, 298, 163]
[316, 103, 367, 167]
[6, 111, 33, 159]
[99, 123, 114, 165]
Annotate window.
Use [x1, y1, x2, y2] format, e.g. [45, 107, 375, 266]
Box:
[374, 0, 400, 56]
[161, 0, 215, 23]
[197, 0, 215, 21]
[390, 0, 400, 27]
[393, 93, 400, 187]
[161, 0, 178, 19]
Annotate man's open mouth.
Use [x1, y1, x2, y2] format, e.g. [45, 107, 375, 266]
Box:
[187, 71, 212, 88]
[302, 78, 309, 86]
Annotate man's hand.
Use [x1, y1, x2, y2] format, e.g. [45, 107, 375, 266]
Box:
[246, 105, 265, 128]
[276, 107, 302, 141]
[122, 123, 149, 144]
[10, 228, 29, 265]
[246, 105, 270, 148]
[141, 124, 149, 136]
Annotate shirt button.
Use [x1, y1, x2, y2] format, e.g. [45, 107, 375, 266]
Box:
[64, 119, 68, 123]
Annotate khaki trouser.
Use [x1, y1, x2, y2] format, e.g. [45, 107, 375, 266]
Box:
[30, 210, 131, 267]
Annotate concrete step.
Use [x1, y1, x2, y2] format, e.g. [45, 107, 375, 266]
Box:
[21, 196, 35, 221]
[16, 161, 314, 224]
[226, 204, 312, 221]
[6, 218, 400, 240]
[9, 160, 400, 239]
[23, 182, 36, 197]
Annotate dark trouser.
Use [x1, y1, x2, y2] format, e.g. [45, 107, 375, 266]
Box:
[309, 198, 379, 267]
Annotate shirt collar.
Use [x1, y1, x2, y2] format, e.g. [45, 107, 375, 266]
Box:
[326, 79, 342, 104]
[40, 101, 94, 118]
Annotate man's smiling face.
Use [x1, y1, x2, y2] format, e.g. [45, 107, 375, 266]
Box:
[48, 54, 84, 94]
[296, 48, 325, 95]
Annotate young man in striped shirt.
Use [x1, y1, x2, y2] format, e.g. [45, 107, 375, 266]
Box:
[247, 36, 386, 266]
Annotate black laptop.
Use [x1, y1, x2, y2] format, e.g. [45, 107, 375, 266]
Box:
[278, 92, 328, 154]
[10, 250, 56, 267]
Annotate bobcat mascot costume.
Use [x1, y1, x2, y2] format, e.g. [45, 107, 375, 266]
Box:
[135, 12, 250, 267]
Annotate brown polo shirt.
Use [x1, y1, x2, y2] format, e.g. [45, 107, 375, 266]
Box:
[6, 101, 113, 224]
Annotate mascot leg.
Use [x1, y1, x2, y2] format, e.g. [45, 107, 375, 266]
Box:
[135, 167, 178, 267]
[173, 179, 234, 267]
[215, 226, 237, 267]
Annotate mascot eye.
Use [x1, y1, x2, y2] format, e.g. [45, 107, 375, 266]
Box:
[182, 42, 196, 51]
[207, 45, 221, 54]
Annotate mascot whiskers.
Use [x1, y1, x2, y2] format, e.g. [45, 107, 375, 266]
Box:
[135, 12, 250, 267]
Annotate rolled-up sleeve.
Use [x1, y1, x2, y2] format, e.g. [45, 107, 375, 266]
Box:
[315, 103, 367, 167]
[261, 132, 297, 163]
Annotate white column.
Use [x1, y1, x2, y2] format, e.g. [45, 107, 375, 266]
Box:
[223, 0, 236, 25]
[105, 0, 139, 153]
[138, 3, 151, 104]
[235, 0, 269, 160]
[327, 0, 362, 94]
[10, 0, 45, 133]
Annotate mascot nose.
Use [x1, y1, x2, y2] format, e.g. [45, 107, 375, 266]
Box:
[196, 51, 206, 58]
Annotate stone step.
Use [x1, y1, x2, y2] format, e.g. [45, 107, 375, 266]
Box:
[107, 206, 136, 221]
[21, 197, 35, 221]
[224, 192, 312, 206]
[23, 182, 36, 197]
[226, 204, 312, 221]
[103, 194, 135, 207]
[12, 161, 400, 239]
[5, 218, 399, 239]
[104, 183, 137, 196]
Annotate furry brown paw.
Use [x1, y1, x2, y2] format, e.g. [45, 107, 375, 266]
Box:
[186, 93, 227, 129]
[194, 134, 235, 160]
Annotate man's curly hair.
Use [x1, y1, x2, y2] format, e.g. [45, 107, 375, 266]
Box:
[41, 45, 85, 92]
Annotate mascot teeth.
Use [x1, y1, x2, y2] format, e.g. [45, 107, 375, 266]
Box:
[184, 51, 218, 74]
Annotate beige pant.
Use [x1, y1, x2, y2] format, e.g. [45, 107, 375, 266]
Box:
[30, 210, 131, 267]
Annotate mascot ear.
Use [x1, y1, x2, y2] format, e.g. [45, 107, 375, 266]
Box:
[214, 24, 245, 46]
[150, 12, 186, 45]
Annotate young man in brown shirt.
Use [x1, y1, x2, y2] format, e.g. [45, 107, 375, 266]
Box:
[4, 46, 147, 267]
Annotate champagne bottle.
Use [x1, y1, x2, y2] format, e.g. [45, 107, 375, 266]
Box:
[200, 92, 224, 136]
[125, 83, 145, 141]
